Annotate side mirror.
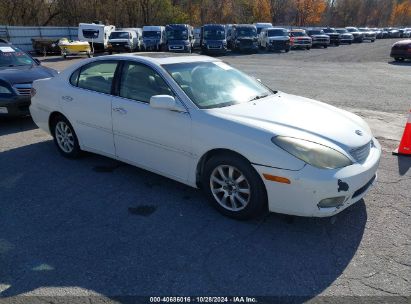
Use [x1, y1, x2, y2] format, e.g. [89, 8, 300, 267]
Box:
[150, 95, 185, 112]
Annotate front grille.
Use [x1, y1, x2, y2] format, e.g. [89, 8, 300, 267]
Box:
[239, 40, 253, 46]
[271, 41, 288, 47]
[350, 141, 371, 163]
[13, 84, 32, 96]
[352, 175, 376, 198]
[208, 44, 222, 49]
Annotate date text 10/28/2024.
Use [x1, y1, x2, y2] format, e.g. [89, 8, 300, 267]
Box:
[150, 297, 258, 303]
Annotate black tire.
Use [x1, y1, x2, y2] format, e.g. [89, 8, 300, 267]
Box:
[349, 41, 352, 45]
[324, 45, 328, 48]
[108, 51, 113, 55]
[335, 43, 340, 46]
[51, 115, 81, 159]
[395, 57, 405, 62]
[201, 154, 267, 220]
[285, 48, 290, 53]
[306, 46, 311, 50]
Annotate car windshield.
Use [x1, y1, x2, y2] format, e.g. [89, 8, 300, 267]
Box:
[347, 28, 358, 32]
[291, 31, 307, 37]
[166, 29, 188, 40]
[203, 28, 225, 40]
[267, 29, 287, 37]
[143, 31, 161, 38]
[109, 32, 130, 39]
[0, 47, 35, 67]
[308, 30, 323, 35]
[163, 61, 274, 109]
[323, 29, 336, 33]
[336, 29, 348, 33]
[236, 27, 257, 37]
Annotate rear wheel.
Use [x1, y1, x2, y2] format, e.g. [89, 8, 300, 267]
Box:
[324, 45, 328, 48]
[306, 46, 311, 50]
[51, 115, 81, 158]
[395, 57, 405, 62]
[202, 154, 267, 220]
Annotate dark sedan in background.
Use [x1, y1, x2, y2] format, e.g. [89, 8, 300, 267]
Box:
[390, 39, 411, 62]
[0, 43, 57, 117]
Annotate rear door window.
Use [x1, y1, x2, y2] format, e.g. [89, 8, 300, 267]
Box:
[76, 61, 118, 94]
[118, 62, 173, 103]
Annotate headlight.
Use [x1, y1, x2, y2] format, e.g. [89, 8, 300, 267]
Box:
[272, 136, 352, 169]
[0, 84, 13, 94]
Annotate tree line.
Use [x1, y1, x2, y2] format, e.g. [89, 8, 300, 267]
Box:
[0, 0, 410, 27]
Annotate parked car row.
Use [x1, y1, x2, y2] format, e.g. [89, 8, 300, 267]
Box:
[77, 22, 411, 56]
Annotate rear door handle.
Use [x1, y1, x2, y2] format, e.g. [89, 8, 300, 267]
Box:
[113, 107, 127, 115]
[62, 95, 73, 102]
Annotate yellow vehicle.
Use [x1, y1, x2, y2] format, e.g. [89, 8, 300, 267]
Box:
[58, 38, 93, 59]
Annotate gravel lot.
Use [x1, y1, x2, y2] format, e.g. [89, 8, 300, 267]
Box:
[0, 39, 410, 302]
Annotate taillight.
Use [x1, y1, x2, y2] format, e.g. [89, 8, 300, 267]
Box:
[30, 88, 36, 97]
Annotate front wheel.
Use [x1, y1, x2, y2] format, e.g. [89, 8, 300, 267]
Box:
[202, 154, 267, 220]
[51, 115, 81, 158]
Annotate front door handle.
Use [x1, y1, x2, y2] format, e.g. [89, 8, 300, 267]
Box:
[62, 95, 73, 102]
[113, 107, 127, 115]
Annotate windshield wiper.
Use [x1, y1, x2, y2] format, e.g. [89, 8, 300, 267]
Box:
[248, 93, 270, 102]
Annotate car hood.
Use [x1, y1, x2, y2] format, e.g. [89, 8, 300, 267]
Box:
[209, 92, 372, 151]
[237, 36, 256, 40]
[0, 64, 56, 85]
[109, 39, 130, 43]
[204, 39, 224, 44]
[167, 39, 188, 45]
[143, 38, 160, 43]
[269, 36, 290, 41]
[311, 34, 329, 38]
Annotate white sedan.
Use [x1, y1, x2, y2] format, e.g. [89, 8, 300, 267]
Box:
[30, 53, 381, 219]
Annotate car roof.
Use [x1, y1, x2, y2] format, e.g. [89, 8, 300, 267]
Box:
[110, 52, 218, 65]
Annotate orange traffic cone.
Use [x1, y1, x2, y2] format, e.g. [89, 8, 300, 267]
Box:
[393, 109, 411, 156]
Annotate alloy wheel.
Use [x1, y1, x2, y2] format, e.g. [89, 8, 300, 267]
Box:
[209, 165, 251, 211]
